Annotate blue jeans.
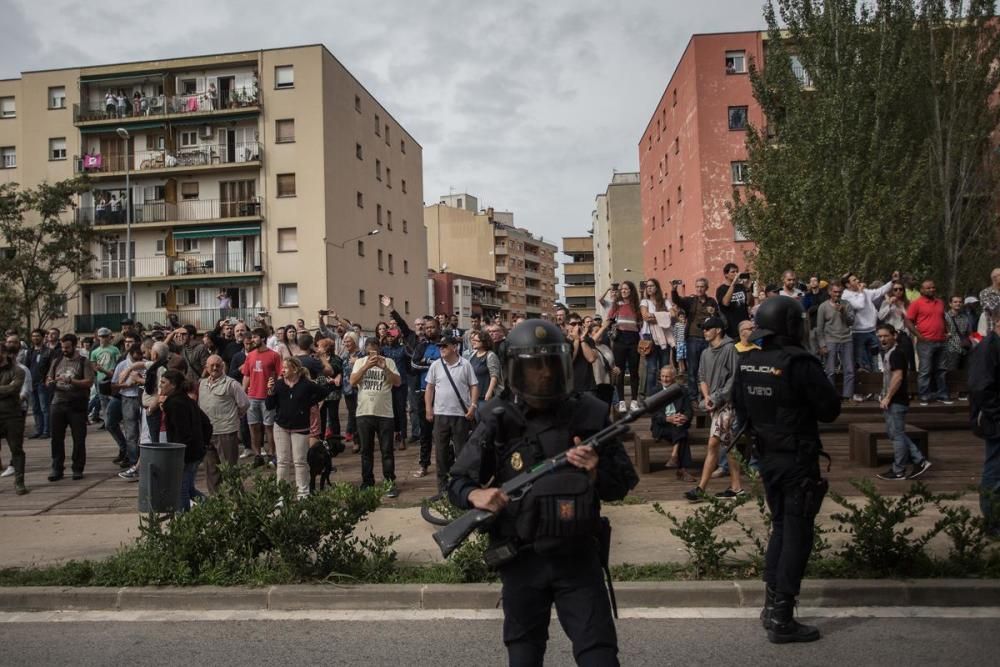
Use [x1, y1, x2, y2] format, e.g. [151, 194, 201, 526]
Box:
[982, 436, 1000, 535]
[105, 396, 126, 457]
[852, 330, 880, 372]
[31, 383, 50, 436]
[915, 340, 949, 402]
[686, 337, 709, 400]
[643, 346, 672, 397]
[120, 395, 142, 465]
[884, 403, 924, 475]
[823, 340, 854, 398]
[407, 375, 423, 440]
[179, 458, 205, 513]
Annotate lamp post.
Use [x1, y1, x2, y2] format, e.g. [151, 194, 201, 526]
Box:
[323, 228, 380, 248]
[116, 127, 133, 320]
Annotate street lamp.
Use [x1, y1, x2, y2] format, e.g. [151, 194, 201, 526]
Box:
[323, 228, 380, 248]
[116, 127, 133, 320]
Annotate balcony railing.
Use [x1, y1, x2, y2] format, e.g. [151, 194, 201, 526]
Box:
[75, 141, 262, 176]
[75, 307, 265, 334]
[73, 87, 261, 124]
[85, 251, 263, 281]
[75, 198, 262, 226]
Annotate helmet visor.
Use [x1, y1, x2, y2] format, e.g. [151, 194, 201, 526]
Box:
[506, 343, 572, 402]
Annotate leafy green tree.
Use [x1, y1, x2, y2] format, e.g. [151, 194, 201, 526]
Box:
[0, 178, 99, 332]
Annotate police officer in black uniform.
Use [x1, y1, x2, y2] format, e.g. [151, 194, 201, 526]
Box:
[733, 297, 840, 643]
[447, 319, 638, 666]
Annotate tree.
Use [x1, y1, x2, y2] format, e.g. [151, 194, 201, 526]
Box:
[0, 178, 100, 332]
[730, 0, 999, 291]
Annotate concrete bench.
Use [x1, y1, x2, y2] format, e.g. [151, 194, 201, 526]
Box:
[849, 422, 929, 468]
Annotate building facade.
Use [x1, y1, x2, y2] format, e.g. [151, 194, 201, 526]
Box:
[561, 236, 596, 315]
[424, 195, 557, 324]
[0, 45, 427, 333]
[428, 270, 502, 328]
[592, 171, 643, 304]
[640, 32, 765, 290]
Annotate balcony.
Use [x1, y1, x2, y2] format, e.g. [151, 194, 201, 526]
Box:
[75, 141, 262, 179]
[73, 87, 261, 126]
[76, 198, 262, 228]
[472, 293, 503, 308]
[493, 244, 508, 255]
[75, 307, 265, 333]
[81, 251, 263, 284]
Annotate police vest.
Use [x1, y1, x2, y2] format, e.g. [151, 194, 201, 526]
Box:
[487, 394, 604, 550]
[737, 346, 822, 456]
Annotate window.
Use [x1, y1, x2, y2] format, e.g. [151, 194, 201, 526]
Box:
[404, 299, 410, 314]
[731, 161, 749, 185]
[154, 239, 165, 255]
[357, 240, 364, 256]
[668, 245, 672, 265]
[48, 137, 66, 161]
[404, 259, 409, 274]
[384, 124, 390, 145]
[0, 97, 14, 118]
[386, 167, 391, 188]
[147, 134, 165, 150]
[175, 238, 200, 252]
[374, 114, 381, 136]
[1, 146, 15, 169]
[275, 119, 295, 143]
[144, 185, 166, 201]
[377, 249, 384, 270]
[356, 191, 364, 208]
[277, 227, 297, 252]
[790, 55, 813, 87]
[402, 219, 408, 233]
[180, 131, 198, 147]
[48, 86, 66, 109]
[400, 139, 406, 154]
[386, 210, 392, 229]
[648, 175, 653, 189]
[672, 89, 677, 107]
[279, 283, 298, 307]
[177, 288, 198, 306]
[456, 197, 463, 208]
[356, 143, 363, 160]
[401, 179, 407, 193]
[725, 50, 746, 75]
[354, 94, 361, 112]
[155, 290, 167, 307]
[275, 65, 294, 89]
[728, 106, 748, 131]
[674, 137, 679, 155]
[277, 173, 296, 197]
[359, 289, 366, 305]
[181, 79, 197, 95]
[376, 204, 382, 225]
[180, 182, 199, 200]
[651, 215, 656, 229]
[376, 159, 382, 180]
[653, 255, 657, 269]
[677, 185, 682, 203]
[679, 235, 684, 252]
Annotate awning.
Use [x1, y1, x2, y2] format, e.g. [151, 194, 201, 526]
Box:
[168, 112, 259, 127]
[172, 224, 261, 239]
[80, 121, 165, 134]
[80, 71, 167, 84]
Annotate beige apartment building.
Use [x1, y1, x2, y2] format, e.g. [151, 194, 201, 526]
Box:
[561, 236, 596, 315]
[424, 194, 557, 323]
[0, 44, 426, 333]
[592, 171, 642, 309]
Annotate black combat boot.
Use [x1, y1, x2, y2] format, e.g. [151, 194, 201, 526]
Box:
[760, 585, 776, 630]
[767, 593, 820, 644]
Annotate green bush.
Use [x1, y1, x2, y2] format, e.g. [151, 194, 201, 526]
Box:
[654, 498, 746, 577]
[422, 497, 497, 583]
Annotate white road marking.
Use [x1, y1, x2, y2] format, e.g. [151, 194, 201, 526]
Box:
[0, 607, 998, 623]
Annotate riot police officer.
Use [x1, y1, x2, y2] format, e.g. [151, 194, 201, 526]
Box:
[447, 319, 638, 666]
[733, 297, 840, 643]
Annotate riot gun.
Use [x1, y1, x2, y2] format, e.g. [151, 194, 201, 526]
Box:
[432, 383, 685, 558]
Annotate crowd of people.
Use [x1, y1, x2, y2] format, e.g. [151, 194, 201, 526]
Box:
[0, 268, 997, 534]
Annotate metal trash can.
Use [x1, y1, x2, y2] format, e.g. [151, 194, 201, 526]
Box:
[138, 442, 186, 513]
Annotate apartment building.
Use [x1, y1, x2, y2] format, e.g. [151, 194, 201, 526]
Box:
[592, 171, 643, 305]
[561, 236, 595, 315]
[0, 45, 426, 333]
[640, 32, 770, 288]
[428, 270, 502, 328]
[424, 194, 558, 323]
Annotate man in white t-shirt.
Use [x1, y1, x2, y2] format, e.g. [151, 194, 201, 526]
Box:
[351, 338, 401, 496]
[425, 335, 479, 494]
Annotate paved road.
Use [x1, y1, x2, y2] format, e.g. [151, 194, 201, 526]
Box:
[1, 611, 994, 666]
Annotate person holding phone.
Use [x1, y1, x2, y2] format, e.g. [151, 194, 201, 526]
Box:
[718, 264, 753, 341]
[351, 338, 401, 497]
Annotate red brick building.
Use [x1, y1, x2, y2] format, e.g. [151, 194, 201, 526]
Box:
[640, 31, 766, 290]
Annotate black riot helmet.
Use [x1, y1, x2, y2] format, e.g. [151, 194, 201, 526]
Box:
[504, 319, 573, 407]
[749, 296, 806, 343]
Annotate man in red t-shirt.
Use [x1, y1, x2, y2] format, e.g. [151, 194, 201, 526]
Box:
[906, 280, 952, 405]
[241, 327, 282, 465]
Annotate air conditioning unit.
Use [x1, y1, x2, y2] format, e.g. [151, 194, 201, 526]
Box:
[199, 124, 214, 139]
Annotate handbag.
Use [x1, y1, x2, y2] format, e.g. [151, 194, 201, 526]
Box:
[637, 339, 654, 357]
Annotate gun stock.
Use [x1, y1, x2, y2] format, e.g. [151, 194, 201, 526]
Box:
[433, 508, 495, 558]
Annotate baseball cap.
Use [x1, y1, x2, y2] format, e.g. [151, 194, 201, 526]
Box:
[699, 316, 725, 331]
[120, 318, 134, 326]
[96, 327, 113, 337]
[440, 334, 460, 347]
[765, 284, 780, 295]
[965, 296, 979, 305]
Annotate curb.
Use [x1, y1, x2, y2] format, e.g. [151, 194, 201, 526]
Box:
[0, 580, 997, 612]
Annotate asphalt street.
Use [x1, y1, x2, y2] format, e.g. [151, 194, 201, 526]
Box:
[0, 611, 994, 666]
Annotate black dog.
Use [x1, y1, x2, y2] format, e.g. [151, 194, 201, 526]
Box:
[308, 438, 345, 493]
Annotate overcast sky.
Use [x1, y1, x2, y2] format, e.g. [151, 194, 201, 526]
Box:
[1, 0, 766, 285]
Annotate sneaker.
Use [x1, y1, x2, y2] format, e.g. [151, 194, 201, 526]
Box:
[919, 400, 929, 407]
[253, 455, 267, 468]
[715, 487, 748, 500]
[268, 457, 276, 468]
[684, 487, 706, 503]
[939, 399, 955, 406]
[876, 469, 907, 481]
[629, 400, 640, 412]
[344, 433, 354, 443]
[15, 484, 29, 496]
[412, 466, 428, 478]
[118, 466, 139, 482]
[386, 484, 400, 499]
[0, 465, 14, 478]
[324, 428, 335, 439]
[908, 460, 932, 479]
[851, 394, 865, 403]
[239, 449, 255, 459]
[710, 466, 725, 479]
[617, 401, 627, 414]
